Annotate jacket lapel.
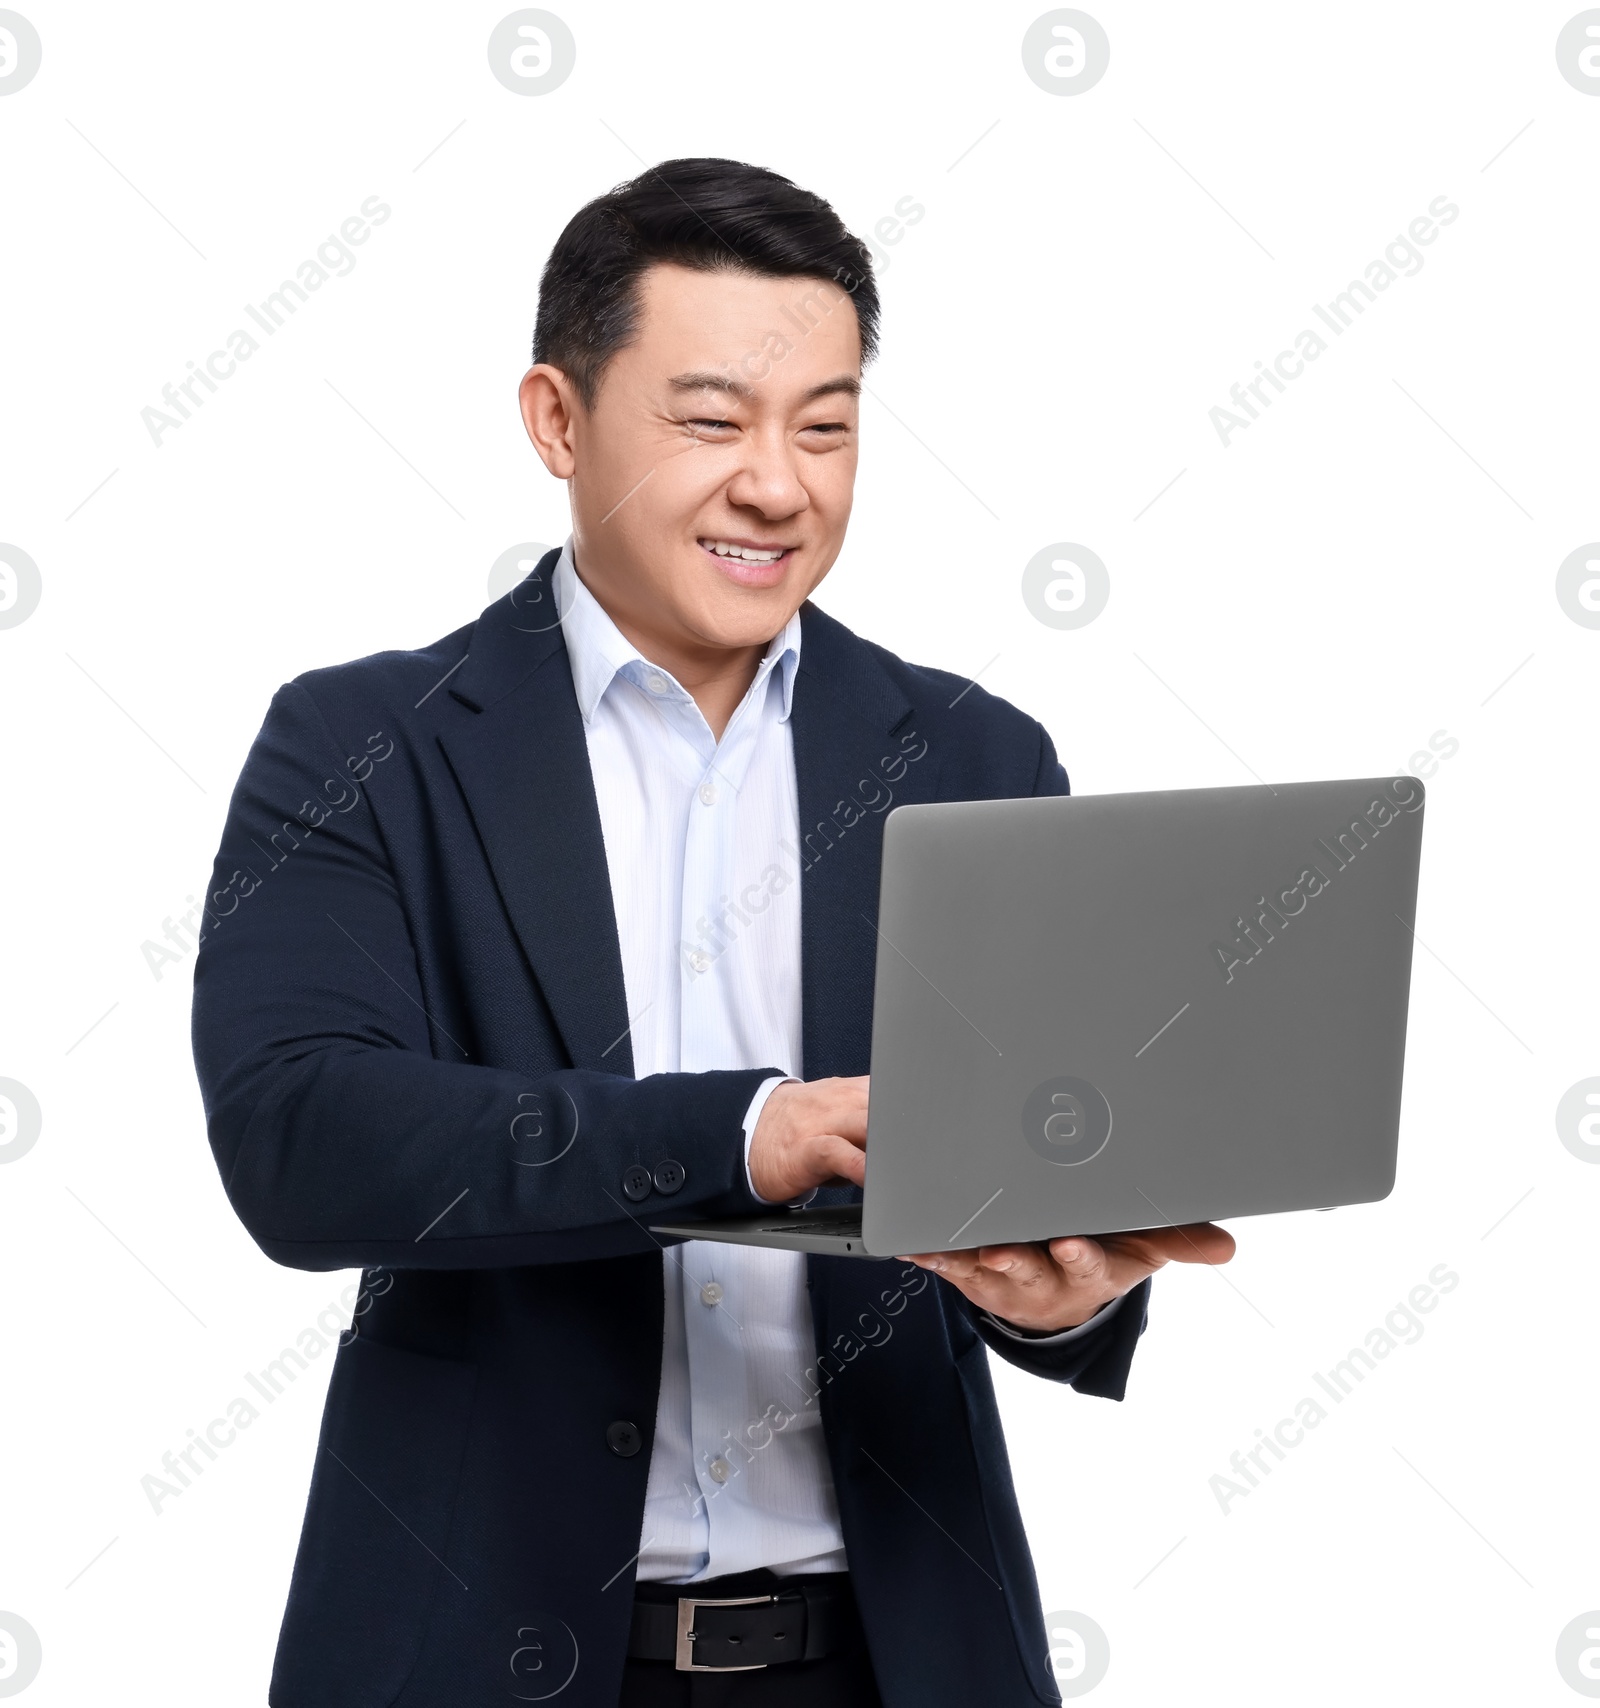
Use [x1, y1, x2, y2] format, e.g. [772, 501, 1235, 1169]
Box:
[436, 551, 634, 1075]
[435, 569, 942, 1088]
[790, 602, 939, 1086]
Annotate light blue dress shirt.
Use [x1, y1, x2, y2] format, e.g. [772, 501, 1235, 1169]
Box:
[551, 540, 1118, 1585]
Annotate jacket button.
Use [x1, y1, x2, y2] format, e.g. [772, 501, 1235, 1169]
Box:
[653, 1159, 686, 1195]
[621, 1165, 652, 1202]
[607, 1420, 642, 1458]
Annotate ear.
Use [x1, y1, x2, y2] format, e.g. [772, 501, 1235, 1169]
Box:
[519, 364, 580, 480]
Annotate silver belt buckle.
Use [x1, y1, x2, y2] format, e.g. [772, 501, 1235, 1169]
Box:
[674, 1593, 775, 1672]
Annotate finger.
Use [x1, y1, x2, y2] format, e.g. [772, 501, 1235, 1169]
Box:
[1130, 1222, 1236, 1265]
[1046, 1236, 1110, 1289]
[902, 1249, 983, 1283]
[974, 1243, 1052, 1287]
[1049, 1237, 1168, 1301]
[816, 1099, 867, 1140]
[813, 1133, 866, 1186]
[818, 1081, 870, 1143]
[844, 1078, 872, 1138]
[938, 1249, 985, 1283]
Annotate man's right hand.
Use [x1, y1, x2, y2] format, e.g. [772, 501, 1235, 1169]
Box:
[748, 1076, 868, 1204]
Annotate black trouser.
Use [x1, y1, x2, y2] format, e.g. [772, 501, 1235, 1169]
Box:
[617, 1569, 883, 1707]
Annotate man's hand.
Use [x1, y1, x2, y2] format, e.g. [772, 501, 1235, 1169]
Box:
[748, 1076, 868, 1204]
[901, 1223, 1237, 1334]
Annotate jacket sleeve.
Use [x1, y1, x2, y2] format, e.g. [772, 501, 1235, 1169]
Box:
[1033, 721, 1070, 799]
[967, 1277, 1151, 1400]
[191, 681, 777, 1274]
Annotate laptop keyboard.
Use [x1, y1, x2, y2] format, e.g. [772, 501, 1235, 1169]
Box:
[760, 1218, 864, 1237]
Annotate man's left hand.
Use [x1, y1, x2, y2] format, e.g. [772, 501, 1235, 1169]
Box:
[901, 1223, 1236, 1334]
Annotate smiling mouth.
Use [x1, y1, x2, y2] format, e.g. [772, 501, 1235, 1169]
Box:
[698, 537, 793, 564]
[697, 537, 796, 583]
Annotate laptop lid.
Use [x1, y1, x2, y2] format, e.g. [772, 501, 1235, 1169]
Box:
[860, 778, 1424, 1257]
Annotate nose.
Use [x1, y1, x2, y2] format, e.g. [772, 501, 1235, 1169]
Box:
[722, 423, 810, 521]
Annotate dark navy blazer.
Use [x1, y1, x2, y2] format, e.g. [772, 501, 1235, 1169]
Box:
[191, 550, 1150, 1708]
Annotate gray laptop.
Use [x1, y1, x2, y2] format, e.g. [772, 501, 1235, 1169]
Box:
[653, 777, 1424, 1259]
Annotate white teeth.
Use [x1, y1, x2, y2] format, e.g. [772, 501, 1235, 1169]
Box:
[701, 539, 785, 563]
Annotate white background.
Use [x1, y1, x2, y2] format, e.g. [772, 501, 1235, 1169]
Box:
[2, 2, 1598, 1703]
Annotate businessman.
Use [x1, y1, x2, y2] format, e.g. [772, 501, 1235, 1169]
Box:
[193, 157, 1234, 1707]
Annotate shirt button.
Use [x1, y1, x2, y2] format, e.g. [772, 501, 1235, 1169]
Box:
[621, 1164, 652, 1202]
[607, 1421, 643, 1458]
[653, 1159, 686, 1195]
[687, 950, 711, 975]
[708, 1457, 731, 1484]
[699, 1281, 724, 1307]
[698, 781, 717, 806]
[645, 672, 668, 695]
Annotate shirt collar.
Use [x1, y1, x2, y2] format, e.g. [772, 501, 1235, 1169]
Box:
[552, 537, 802, 728]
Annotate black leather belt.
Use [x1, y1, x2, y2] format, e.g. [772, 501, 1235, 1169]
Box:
[627, 1578, 850, 1672]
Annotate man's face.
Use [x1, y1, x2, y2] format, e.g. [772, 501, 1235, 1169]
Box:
[525, 262, 862, 655]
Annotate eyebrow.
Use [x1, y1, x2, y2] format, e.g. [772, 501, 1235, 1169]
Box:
[666, 370, 861, 405]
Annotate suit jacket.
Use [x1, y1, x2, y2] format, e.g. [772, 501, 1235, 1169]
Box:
[191, 549, 1151, 1708]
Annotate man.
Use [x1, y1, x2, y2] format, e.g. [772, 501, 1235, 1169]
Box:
[193, 157, 1233, 1707]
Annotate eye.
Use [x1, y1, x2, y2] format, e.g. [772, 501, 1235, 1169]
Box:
[804, 421, 850, 437]
[685, 417, 737, 433]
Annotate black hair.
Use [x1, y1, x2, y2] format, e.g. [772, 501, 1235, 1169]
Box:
[532, 157, 879, 408]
